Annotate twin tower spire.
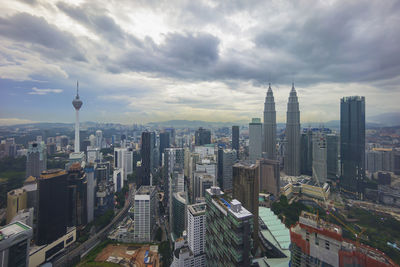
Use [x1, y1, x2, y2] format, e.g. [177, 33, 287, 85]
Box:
[263, 83, 301, 176]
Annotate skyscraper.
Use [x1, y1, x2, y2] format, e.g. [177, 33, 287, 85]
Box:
[195, 127, 211, 146]
[263, 83, 277, 160]
[37, 169, 68, 245]
[326, 133, 339, 181]
[300, 129, 313, 176]
[249, 118, 262, 162]
[159, 131, 170, 163]
[187, 203, 206, 267]
[134, 186, 156, 242]
[172, 191, 187, 238]
[284, 83, 301, 176]
[141, 131, 153, 186]
[312, 131, 328, 184]
[232, 125, 239, 158]
[205, 187, 253, 266]
[340, 96, 365, 194]
[232, 162, 260, 247]
[67, 163, 87, 227]
[258, 158, 280, 198]
[26, 141, 47, 178]
[72, 81, 83, 153]
[222, 149, 236, 192]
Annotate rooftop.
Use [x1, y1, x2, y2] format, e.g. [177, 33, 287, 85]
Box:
[188, 203, 206, 216]
[259, 207, 291, 251]
[40, 169, 67, 179]
[136, 186, 156, 195]
[0, 221, 31, 241]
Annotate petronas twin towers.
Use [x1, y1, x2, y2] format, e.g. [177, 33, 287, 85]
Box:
[263, 83, 301, 176]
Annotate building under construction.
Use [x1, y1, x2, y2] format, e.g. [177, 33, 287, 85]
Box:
[290, 211, 398, 267]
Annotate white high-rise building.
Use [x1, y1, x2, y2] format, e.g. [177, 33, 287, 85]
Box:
[312, 131, 328, 184]
[134, 186, 156, 242]
[187, 203, 206, 267]
[263, 83, 277, 159]
[72, 81, 83, 153]
[249, 118, 262, 162]
[114, 148, 133, 181]
[87, 146, 102, 163]
[95, 130, 103, 149]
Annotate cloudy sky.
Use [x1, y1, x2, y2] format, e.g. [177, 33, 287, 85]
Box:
[0, 0, 399, 125]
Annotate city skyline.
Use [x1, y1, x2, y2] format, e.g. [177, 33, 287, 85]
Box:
[1, 0, 400, 125]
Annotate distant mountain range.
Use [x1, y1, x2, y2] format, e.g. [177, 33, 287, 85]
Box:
[1, 112, 399, 129]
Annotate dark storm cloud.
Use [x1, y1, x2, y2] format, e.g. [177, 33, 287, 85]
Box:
[254, 1, 400, 85]
[114, 32, 220, 78]
[56, 2, 126, 43]
[0, 12, 86, 61]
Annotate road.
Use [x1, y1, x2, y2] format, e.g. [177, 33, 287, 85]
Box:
[52, 186, 134, 267]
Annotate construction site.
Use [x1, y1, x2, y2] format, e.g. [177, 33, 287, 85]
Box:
[94, 244, 160, 267]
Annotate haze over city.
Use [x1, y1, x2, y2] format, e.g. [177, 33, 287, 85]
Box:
[1, 0, 400, 125]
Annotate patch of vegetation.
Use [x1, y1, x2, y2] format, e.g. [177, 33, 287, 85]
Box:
[77, 240, 113, 266]
[0, 156, 27, 208]
[155, 227, 163, 242]
[115, 185, 129, 209]
[342, 207, 400, 265]
[159, 241, 172, 267]
[271, 195, 324, 227]
[94, 209, 115, 229]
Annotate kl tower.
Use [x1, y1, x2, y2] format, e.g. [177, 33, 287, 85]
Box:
[72, 81, 83, 153]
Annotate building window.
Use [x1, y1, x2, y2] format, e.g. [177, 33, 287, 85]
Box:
[315, 233, 319, 245]
[325, 241, 330, 250]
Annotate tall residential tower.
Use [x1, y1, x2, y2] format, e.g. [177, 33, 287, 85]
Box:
[263, 83, 277, 159]
[284, 83, 301, 176]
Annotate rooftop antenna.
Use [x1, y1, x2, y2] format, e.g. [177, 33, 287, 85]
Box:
[76, 80, 79, 97]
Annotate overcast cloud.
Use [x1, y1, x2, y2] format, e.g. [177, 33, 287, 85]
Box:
[0, 0, 399, 124]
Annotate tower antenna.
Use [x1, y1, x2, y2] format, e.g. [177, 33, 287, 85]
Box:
[77, 80, 79, 96]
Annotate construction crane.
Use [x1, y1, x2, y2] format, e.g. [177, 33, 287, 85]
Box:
[312, 166, 366, 246]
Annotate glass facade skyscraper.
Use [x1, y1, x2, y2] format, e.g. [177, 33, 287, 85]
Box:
[340, 96, 365, 194]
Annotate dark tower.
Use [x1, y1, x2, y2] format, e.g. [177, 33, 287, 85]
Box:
[37, 169, 68, 245]
[232, 125, 239, 158]
[340, 96, 365, 194]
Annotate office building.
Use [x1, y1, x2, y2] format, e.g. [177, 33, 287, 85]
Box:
[217, 147, 223, 189]
[205, 187, 254, 266]
[326, 134, 339, 180]
[290, 211, 396, 267]
[312, 131, 328, 184]
[172, 192, 187, 238]
[232, 126, 240, 158]
[26, 141, 47, 178]
[195, 128, 211, 146]
[95, 130, 103, 149]
[263, 83, 277, 160]
[258, 158, 280, 197]
[134, 186, 156, 242]
[164, 148, 185, 175]
[171, 238, 195, 267]
[22, 176, 37, 210]
[141, 131, 154, 186]
[0, 221, 33, 267]
[67, 163, 87, 227]
[87, 146, 101, 163]
[232, 162, 260, 246]
[37, 169, 68, 245]
[187, 203, 206, 266]
[366, 148, 393, 173]
[85, 164, 95, 223]
[6, 188, 27, 224]
[249, 118, 262, 162]
[72, 82, 83, 153]
[300, 129, 313, 176]
[193, 172, 214, 201]
[340, 96, 365, 193]
[113, 169, 123, 192]
[285, 83, 301, 176]
[114, 147, 133, 181]
[159, 131, 170, 163]
[221, 149, 236, 192]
